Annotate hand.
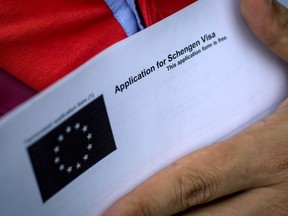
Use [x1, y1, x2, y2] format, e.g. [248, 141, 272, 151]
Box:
[104, 0, 288, 215]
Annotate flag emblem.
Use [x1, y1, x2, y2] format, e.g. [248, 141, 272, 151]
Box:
[28, 95, 116, 202]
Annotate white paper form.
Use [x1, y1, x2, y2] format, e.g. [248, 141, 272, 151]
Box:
[1, 0, 288, 215]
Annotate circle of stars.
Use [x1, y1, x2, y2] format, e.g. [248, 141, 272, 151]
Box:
[53, 122, 94, 174]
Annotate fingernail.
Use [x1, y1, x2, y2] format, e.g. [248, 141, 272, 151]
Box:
[266, 0, 273, 6]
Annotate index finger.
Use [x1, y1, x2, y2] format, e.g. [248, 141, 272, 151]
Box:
[104, 133, 264, 216]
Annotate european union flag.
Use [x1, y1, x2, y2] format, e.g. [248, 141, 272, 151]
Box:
[28, 95, 116, 202]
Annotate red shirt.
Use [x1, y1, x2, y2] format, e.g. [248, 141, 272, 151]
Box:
[0, 0, 196, 115]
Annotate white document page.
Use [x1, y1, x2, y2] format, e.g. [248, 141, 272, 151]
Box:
[1, 0, 288, 215]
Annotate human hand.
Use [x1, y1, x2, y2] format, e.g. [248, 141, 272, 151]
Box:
[104, 0, 288, 215]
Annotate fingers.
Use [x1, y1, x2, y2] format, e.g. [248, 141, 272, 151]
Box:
[104, 97, 288, 216]
[180, 186, 288, 216]
[104, 2, 288, 215]
[104, 134, 267, 216]
[240, 0, 288, 61]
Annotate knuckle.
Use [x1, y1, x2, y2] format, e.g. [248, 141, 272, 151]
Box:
[173, 162, 220, 209]
[136, 198, 154, 216]
[140, 205, 154, 216]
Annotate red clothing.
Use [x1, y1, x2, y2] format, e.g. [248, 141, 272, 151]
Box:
[138, 0, 198, 26]
[0, 0, 196, 115]
[1, 0, 127, 91]
[1, 0, 196, 91]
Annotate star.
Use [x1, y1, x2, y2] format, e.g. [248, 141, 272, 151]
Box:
[76, 163, 81, 169]
[75, 123, 80, 130]
[87, 133, 92, 140]
[58, 135, 64, 142]
[87, 144, 93, 150]
[83, 154, 89, 161]
[54, 146, 60, 153]
[82, 125, 88, 132]
[67, 166, 73, 173]
[66, 126, 71, 133]
[54, 157, 60, 164]
[59, 164, 65, 171]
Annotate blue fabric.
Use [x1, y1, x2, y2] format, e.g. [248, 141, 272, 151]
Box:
[104, 0, 140, 36]
[126, 0, 145, 29]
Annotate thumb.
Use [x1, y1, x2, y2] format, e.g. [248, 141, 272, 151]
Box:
[241, 0, 288, 61]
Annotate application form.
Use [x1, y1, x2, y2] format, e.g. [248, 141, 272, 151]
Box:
[0, 0, 287, 215]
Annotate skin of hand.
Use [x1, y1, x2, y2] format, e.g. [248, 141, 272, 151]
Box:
[104, 0, 288, 215]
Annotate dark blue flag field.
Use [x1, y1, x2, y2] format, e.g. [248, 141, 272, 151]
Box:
[28, 95, 116, 202]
